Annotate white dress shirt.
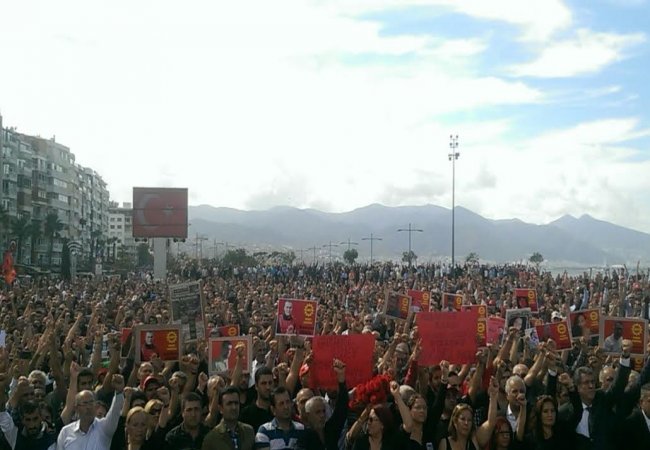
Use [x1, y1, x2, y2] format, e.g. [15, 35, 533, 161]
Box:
[56, 392, 124, 450]
[506, 404, 518, 432]
[576, 402, 591, 438]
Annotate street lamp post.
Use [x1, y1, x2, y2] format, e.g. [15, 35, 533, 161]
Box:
[397, 223, 423, 267]
[362, 233, 382, 265]
[322, 241, 339, 265]
[448, 134, 460, 271]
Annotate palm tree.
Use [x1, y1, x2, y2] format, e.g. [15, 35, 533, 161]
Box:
[44, 212, 64, 270]
[10, 216, 31, 264]
[107, 236, 118, 262]
[0, 205, 10, 239]
[29, 219, 43, 267]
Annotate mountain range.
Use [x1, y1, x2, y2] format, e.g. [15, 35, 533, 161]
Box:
[185, 204, 650, 266]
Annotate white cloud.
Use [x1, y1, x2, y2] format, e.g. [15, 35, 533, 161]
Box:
[511, 29, 646, 77]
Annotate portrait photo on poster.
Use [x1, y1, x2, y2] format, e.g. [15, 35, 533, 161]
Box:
[383, 291, 411, 321]
[505, 308, 532, 339]
[134, 324, 182, 363]
[275, 298, 318, 337]
[208, 336, 252, 376]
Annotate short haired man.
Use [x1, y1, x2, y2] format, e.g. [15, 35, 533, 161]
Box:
[165, 392, 211, 449]
[56, 374, 125, 450]
[621, 382, 650, 446]
[559, 339, 633, 450]
[255, 387, 304, 450]
[202, 387, 255, 450]
[240, 367, 274, 433]
[296, 359, 348, 450]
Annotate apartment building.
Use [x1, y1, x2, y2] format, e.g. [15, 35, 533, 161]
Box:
[0, 113, 110, 268]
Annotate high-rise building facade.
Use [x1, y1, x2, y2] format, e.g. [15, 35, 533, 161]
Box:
[0, 113, 111, 268]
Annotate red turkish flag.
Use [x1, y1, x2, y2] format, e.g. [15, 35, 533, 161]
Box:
[132, 188, 188, 238]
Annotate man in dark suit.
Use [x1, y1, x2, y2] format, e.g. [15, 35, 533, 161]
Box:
[559, 339, 633, 450]
[620, 383, 650, 449]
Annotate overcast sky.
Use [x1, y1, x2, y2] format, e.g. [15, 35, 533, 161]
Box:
[2, 0, 649, 232]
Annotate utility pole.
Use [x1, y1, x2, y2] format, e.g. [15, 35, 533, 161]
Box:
[322, 241, 339, 265]
[340, 238, 359, 251]
[307, 246, 318, 265]
[362, 233, 382, 265]
[194, 234, 208, 260]
[449, 134, 460, 270]
[397, 223, 423, 267]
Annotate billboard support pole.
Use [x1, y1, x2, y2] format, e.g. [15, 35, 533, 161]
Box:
[153, 237, 167, 280]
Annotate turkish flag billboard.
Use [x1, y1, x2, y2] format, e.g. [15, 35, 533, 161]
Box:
[132, 187, 188, 238]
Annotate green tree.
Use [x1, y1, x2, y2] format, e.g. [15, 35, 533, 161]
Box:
[107, 237, 119, 262]
[44, 212, 64, 269]
[529, 252, 544, 270]
[10, 216, 31, 264]
[222, 248, 258, 266]
[136, 243, 153, 267]
[343, 248, 359, 265]
[60, 238, 71, 280]
[29, 219, 43, 267]
[402, 250, 417, 266]
[465, 252, 480, 265]
[0, 206, 9, 243]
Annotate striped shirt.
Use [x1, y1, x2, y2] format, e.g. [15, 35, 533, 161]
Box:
[255, 418, 304, 450]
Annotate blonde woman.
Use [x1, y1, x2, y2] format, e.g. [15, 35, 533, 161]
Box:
[124, 407, 150, 450]
[438, 404, 479, 450]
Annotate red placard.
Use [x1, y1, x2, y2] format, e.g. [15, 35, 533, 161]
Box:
[275, 298, 318, 337]
[218, 325, 240, 337]
[535, 321, 572, 350]
[208, 336, 251, 375]
[515, 288, 538, 312]
[310, 334, 375, 391]
[408, 290, 430, 313]
[135, 325, 181, 363]
[569, 309, 600, 341]
[600, 316, 648, 356]
[120, 328, 133, 357]
[383, 291, 411, 321]
[464, 305, 488, 347]
[487, 317, 506, 345]
[132, 187, 188, 238]
[416, 311, 479, 365]
[442, 293, 463, 311]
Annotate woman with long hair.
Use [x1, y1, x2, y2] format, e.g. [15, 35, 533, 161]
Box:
[477, 376, 521, 450]
[438, 404, 479, 450]
[522, 395, 573, 450]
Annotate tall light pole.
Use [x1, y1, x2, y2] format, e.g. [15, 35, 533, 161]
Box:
[307, 246, 318, 265]
[397, 223, 423, 267]
[362, 233, 382, 265]
[449, 134, 460, 270]
[322, 241, 339, 265]
[340, 238, 359, 251]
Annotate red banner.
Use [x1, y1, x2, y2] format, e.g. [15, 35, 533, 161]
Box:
[132, 187, 188, 238]
[487, 317, 506, 345]
[408, 290, 430, 313]
[416, 311, 479, 365]
[208, 336, 252, 375]
[276, 298, 318, 337]
[218, 325, 240, 337]
[2, 250, 16, 285]
[442, 293, 463, 311]
[600, 316, 648, 356]
[569, 309, 600, 341]
[515, 288, 538, 312]
[535, 321, 572, 350]
[383, 292, 411, 321]
[310, 334, 375, 391]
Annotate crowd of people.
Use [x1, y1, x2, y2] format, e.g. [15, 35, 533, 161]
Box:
[1, 258, 649, 450]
